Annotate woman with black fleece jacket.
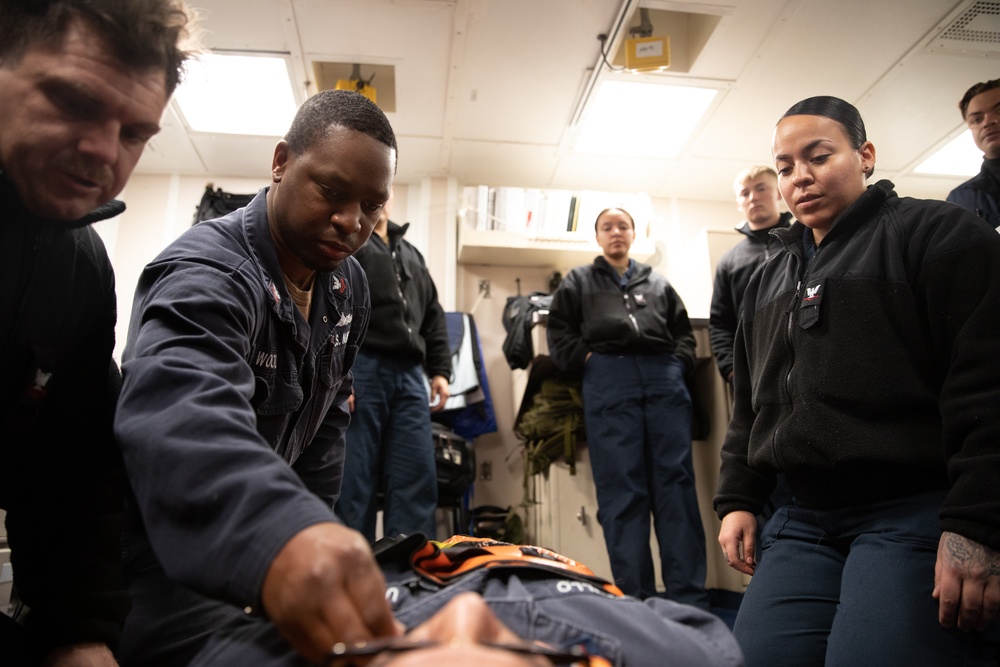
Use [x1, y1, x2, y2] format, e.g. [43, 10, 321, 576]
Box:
[714, 96, 1000, 666]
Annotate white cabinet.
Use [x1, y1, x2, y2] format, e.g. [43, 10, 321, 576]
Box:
[528, 446, 664, 587]
[530, 447, 612, 581]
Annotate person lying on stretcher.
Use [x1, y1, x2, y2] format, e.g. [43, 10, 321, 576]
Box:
[190, 534, 745, 667]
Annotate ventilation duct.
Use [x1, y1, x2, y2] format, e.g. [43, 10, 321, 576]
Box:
[925, 1, 1000, 57]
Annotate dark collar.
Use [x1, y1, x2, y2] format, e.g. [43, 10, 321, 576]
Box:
[1, 170, 125, 229]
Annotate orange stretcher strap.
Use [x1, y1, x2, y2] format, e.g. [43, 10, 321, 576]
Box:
[410, 535, 624, 598]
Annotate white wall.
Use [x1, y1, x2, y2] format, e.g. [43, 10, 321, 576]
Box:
[650, 195, 744, 320]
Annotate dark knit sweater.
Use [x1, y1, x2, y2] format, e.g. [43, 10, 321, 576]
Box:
[0, 175, 130, 652]
[351, 221, 451, 379]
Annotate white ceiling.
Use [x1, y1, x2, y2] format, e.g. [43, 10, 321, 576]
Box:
[135, 0, 997, 204]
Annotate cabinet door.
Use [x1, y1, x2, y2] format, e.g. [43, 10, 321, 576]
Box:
[529, 447, 664, 590]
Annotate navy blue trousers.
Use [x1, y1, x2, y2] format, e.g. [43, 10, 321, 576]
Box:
[337, 351, 438, 542]
[582, 352, 708, 607]
[734, 492, 998, 666]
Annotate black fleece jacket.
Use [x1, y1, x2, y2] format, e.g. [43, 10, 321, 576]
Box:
[947, 157, 1000, 231]
[351, 220, 451, 379]
[714, 181, 1000, 552]
[0, 176, 130, 653]
[547, 256, 696, 378]
[709, 212, 792, 381]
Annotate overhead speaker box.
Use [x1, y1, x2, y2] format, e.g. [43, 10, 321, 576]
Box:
[610, 6, 731, 75]
[334, 79, 377, 104]
[625, 35, 671, 72]
[313, 61, 396, 112]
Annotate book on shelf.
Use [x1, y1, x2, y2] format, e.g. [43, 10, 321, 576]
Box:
[566, 194, 579, 232]
[524, 188, 543, 234]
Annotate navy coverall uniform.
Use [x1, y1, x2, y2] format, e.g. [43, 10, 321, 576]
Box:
[114, 189, 369, 666]
[547, 256, 709, 607]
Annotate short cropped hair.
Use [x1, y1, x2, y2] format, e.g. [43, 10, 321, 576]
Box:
[284, 90, 398, 167]
[733, 166, 777, 194]
[959, 79, 1000, 120]
[0, 0, 196, 96]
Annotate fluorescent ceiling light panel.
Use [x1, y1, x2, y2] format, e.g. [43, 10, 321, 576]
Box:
[576, 80, 717, 158]
[174, 53, 297, 136]
[913, 130, 981, 177]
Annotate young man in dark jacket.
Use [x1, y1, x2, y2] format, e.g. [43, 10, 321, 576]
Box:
[337, 192, 452, 542]
[947, 78, 1000, 231]
[0, 2, 192, 665]
[709, 167, 794, 522]
[709, 166, 791, 384]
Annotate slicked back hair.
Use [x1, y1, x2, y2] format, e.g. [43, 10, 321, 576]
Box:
[781, 95, 873, 178]
[782, 96, 867, 149]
